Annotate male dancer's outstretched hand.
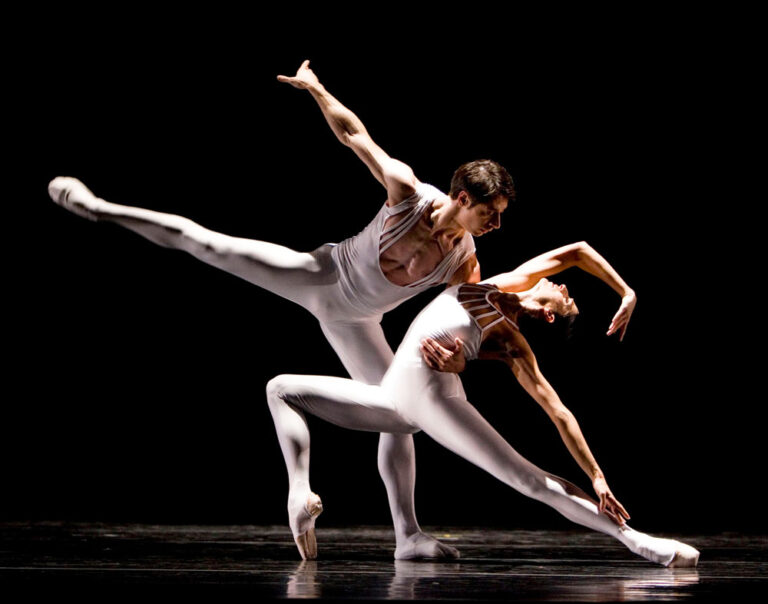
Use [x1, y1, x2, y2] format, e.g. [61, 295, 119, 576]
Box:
[277, 59, 320, 90]
[593, 475, 631, 526]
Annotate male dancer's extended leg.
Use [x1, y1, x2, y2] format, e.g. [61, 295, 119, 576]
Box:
[319, 320, 460, 560]
[48, 177, 335, 309]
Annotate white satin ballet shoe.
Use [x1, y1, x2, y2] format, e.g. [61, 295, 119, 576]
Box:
[48, 176, 101, 221]
[667, 542, 700, 568]
[291, 492, 323, 561]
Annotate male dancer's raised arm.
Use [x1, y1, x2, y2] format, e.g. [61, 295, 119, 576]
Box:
[278, 60, 418, 205]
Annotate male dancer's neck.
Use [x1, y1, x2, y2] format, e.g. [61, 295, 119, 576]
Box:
[428, 195, 466, 239]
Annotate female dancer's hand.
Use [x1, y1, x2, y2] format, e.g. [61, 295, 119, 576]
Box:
[277, 59, 321, 90]
[607, 290, 637, 341]
[420, 337, 466, 373]
[593, 476, 630, 526]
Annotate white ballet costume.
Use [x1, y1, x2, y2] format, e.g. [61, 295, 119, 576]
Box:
[266, 284, 700, 567]
[48, 177, 474, 559]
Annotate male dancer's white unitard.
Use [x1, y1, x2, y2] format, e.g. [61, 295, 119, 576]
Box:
[48, 60, 514, 560]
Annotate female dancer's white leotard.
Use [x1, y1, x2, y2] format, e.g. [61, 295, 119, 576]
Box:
[391, 283, 517, 364]
[268, 282, 694, 566]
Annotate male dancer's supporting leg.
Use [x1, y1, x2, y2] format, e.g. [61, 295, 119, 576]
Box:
[319, 320, 460, 560]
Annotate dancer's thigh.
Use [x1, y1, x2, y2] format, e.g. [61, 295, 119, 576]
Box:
[208, 241, 339, 312]
[268, 374, 417, 434]
[319, 320, 395, 385]
[389, 366, 543, 490]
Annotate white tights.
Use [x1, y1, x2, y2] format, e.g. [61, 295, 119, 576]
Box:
[267, 367, 689, 566]
[51, 178, 433, 554]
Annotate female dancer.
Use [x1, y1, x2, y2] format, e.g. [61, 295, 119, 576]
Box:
[265, 244, 699, 567]
[47, 60, 514, 559]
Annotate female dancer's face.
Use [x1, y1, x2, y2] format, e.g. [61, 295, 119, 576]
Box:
[530, 278, 579, 319]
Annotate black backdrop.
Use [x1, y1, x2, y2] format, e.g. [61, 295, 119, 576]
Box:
[5, 9, 763, 537]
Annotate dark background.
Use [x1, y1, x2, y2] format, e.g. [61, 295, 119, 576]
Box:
[5, 9, 762, 537]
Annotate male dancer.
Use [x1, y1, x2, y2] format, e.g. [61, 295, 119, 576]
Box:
[49, 59, 514, 559]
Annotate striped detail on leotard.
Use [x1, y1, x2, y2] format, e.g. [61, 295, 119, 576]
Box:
[457, 283, 519, 333]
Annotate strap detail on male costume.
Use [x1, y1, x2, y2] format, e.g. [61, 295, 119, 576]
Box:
[379, 193, 474, 290]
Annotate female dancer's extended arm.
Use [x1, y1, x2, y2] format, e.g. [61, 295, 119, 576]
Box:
[482, 241, 636, 340]
[506, 334, 630, 526]
[278, 60, 418, 205]
[422, 241, 637, 371]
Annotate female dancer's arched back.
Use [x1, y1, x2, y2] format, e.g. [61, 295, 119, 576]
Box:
[265, 245, 698, 567]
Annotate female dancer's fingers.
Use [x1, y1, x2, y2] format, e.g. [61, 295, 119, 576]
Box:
[620, 316, 632, 342]
[606, 495, 629, 524]
[615, 499, 630, 520]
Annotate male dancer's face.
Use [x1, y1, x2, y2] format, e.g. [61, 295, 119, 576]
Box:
[458, 194, 509, 237]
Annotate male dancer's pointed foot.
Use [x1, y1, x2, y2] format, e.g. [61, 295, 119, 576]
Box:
[667, 542, 700, 568]
[290, 492, 323, 561]
[394, 532, 460, 560]
[48, 176, 102, 221]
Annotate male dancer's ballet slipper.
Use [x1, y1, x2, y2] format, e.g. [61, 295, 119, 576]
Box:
[291, 492, 323, 561]
[394, 532, 461, 560]
[48, 177, 102, 222]
[667, 542, 700, 568]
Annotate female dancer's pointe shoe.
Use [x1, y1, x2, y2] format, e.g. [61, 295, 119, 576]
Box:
[48, 177, 102, 222]
[667, 542, 700, 568]
[290, 493, 323, 561]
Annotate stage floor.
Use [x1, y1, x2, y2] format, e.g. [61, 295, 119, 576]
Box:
[1, 522, 764, 600]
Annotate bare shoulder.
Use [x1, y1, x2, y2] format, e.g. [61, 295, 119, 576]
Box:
[384, 161, 420, 206]
[448, 254, 480, 285]
[480, 326, 530, 366]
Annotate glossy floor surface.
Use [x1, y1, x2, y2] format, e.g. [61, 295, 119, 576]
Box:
[1, 523, 764, 600]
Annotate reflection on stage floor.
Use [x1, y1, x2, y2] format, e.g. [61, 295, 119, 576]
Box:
[1, 523, 764, 600]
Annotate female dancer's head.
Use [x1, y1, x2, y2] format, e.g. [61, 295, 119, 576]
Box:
[491, 278, 579, 325]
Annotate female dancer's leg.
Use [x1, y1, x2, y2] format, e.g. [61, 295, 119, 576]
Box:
[269, 370, 697, 566]
[389, 366, 698, 567]
[266, 373, 460, 560]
